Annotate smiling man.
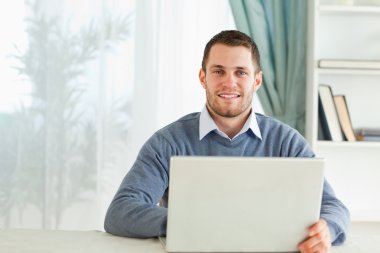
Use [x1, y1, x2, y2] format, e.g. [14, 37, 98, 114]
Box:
[104, 30, 349, 253]
[199, 42, 262, 139]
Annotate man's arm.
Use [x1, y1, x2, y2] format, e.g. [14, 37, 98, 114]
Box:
[319, 179, 350, 245]
[297, 181, 351, 253]
[286, 130, 350, 246]
[104, 133, 172, 238]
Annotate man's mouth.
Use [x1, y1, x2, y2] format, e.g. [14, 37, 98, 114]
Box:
[218, 92, 240, 99]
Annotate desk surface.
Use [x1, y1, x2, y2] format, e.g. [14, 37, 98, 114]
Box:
[1, 222, 379, 253]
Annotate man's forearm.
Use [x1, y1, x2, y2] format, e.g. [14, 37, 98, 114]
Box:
[320, 180, 350, 245]
[104, 199, 167, 238]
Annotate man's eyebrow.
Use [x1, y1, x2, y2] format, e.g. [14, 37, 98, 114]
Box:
[209, 64, 225, 69]
[235, 66, 252, 71]
[209, 65, 250, 71]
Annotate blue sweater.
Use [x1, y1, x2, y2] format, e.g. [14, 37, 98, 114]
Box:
[104, 112, 349, 245]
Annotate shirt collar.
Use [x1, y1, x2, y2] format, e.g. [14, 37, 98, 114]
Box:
[199, 105, 262, 141]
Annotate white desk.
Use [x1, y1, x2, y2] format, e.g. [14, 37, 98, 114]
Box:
[1, 222, 379, 253]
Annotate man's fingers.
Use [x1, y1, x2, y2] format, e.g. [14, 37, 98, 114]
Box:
[298, 219, 331, 253]
[299, 230, 326, 251]
[301, 238, 330, 253]
[309, 219, 327, 237]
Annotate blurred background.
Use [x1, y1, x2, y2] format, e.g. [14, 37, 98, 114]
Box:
[0, 0, 246, 231]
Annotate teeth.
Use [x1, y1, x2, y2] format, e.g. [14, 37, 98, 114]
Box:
[220, 94, 238, 98]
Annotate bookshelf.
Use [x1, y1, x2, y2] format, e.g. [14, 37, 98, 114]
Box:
[319, 5, 380, 13]
[318, 68, 380, 75]
[306, 0, 380, 221]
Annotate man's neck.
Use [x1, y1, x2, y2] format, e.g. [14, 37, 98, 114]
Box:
[207, 106, 252, 139]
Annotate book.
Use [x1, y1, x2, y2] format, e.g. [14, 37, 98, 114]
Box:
[356, 135, 380, 142]
[317, 117, 326, 141]
[356, 128, 380, 141]
[333, 95, 356, 141]
[318, 59, 380, 70]
[356, 128, 380, 136]
[318, 85, 344, 141]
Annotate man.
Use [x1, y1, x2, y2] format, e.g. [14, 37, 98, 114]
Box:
[104, 30, 349, 253]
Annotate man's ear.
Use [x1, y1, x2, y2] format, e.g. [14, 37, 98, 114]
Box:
[199, 68, 206, 89]
[253, 71, 263, 92]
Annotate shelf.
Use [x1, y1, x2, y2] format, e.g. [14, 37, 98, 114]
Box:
[319, 4, 380, 14]
[318, 68, 380, 75]
[316, 140, 380, 148]
[307, 0, 380, 222]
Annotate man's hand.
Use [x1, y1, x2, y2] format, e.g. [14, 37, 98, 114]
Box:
[298, 219, 332, 253]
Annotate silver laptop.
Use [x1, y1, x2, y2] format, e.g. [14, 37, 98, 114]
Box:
[161, 156, 325, 253]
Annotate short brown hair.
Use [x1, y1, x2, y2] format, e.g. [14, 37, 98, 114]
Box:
[201, 30, 261, 73]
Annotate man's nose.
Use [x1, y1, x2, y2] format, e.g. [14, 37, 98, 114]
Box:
[223, 72, 237, 87]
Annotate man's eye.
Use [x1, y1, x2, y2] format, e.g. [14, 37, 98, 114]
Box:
[213, 70, 223, 75]
[238, 71, 247, 76]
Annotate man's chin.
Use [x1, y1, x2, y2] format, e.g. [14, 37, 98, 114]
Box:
[216, 106, 253, 118]
[215, 110, 242, 118]
[207, 102, 251, 118]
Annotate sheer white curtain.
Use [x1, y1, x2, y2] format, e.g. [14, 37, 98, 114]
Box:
[0, 0, 135, 230]
[0, 0, 261, 231]
[129, 0, 237, 156]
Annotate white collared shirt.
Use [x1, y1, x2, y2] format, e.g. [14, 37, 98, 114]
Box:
[199, 105, 262, 141]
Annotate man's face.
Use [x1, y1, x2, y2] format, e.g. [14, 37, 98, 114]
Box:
[199, 44, 262, 118]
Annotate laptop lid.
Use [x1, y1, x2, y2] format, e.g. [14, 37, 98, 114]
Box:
[164, 156, 324, 253]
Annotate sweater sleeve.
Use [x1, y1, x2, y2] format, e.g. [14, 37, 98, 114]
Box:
[287, 130, 350, 245]
[320, 179, 350, 245]
[104, 133, 172, 238]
